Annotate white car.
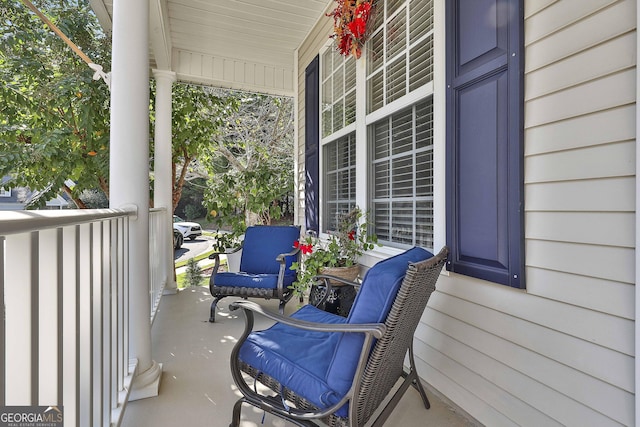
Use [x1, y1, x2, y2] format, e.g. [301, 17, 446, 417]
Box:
[172, 215, 203, 240]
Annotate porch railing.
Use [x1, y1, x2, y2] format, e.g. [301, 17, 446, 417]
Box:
[149, 208, 165, 322]
[0, 207, 167, 427]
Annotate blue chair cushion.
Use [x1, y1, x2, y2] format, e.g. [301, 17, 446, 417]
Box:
[240, 226, 300, 275]
[326, 247, 433, 394]
[212, 271, 296, 290]
[238, 305, 351, 415]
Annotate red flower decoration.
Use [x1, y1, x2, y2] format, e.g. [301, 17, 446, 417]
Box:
[294, 240, 314, 255]
[328, 0, 375, 59]
[348, 230, 356, 240]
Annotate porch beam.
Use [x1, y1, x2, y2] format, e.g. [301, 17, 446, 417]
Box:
[149, 0, 172, 70]
[109, 0, 161, 400]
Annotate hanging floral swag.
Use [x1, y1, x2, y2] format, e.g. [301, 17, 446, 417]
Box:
[328, 0, 375, 59]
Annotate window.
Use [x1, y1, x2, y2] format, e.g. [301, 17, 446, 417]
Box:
[370, 99, 433, 247]
[0, 187, 10, 197]
[313, 0, 436, 251]
[367, 0, 434, 113]
[322, 49, 356, 138]
[323, 133, 356, 231]
[366, 0, 435, 249]
[321, 47, 357, 232]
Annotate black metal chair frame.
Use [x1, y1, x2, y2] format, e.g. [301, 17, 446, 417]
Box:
[208, 231, 300, 323]
[228, 246, 449, 427]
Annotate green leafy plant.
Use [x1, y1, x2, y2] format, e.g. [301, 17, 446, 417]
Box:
[211, 230, 242, 253]
[185, 258, 202, 287]
[290, 207, 378, 298]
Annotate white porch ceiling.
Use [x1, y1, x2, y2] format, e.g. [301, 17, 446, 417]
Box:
[89, 0, 332, 96]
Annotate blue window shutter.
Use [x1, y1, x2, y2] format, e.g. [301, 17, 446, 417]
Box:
[446, 0, 524, 288]
[305, 55, 320, 234]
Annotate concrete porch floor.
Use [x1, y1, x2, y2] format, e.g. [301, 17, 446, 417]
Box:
[121, 286, 477, 427]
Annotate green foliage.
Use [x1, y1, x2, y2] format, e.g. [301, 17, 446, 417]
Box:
[158, 83, 238, 213]
[183, 204, 204, 221]
[202, 91, 294, 231]
[0, 1, 236, 210]
[210, 231, 242, 253]
[0, 0, 112, 207]
[290, 207, 379, 297]
[184, 258, 202, 287]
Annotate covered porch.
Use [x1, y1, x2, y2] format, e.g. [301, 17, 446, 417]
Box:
[120, 286, 474, 427]
[3, 0, 637, 426]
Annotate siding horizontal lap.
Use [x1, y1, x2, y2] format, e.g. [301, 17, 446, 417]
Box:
[418, 306, 634, 425]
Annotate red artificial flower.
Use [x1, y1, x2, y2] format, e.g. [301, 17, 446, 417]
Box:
[348, 17, 367, 39]
[348, 230, 356, 240]
[293, 240, 300, 249]
[301, 244, 314, 255]
[338, 33, 353, 56]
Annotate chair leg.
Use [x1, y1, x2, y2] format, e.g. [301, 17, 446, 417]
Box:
[209, 296, 223, 323]
[409, 342, 430, 409]
[229, 397, 244, 427]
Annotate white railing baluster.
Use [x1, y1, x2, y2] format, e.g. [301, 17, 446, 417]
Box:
[0, 209, 152, 427]
[4, 233, 33, 404]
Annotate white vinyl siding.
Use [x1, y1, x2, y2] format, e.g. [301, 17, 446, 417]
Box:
[416, 0, 636, 426]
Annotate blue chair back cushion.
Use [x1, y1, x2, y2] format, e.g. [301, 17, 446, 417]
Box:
[240, 226, 300, 275]
[238, 247, 433, 416]
[326, 247, 433, 395]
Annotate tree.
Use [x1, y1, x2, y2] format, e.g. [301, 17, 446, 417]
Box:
[151, 82, 236, 212]
[0, 1, 235, 211]
[0, 0, 111, 208]
[199, 90, 295, 231]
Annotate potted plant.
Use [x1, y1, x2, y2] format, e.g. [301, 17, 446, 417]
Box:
[211, 230, 243, 272]
[290, 207, 378, 311]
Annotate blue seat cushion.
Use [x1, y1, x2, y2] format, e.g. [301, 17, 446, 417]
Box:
[212, 272, 296, 290]
[240, 226, 300, 274]
[239, 305, 351, 416]
[326, 247, 433, 394]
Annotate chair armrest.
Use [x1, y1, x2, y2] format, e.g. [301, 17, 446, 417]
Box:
[230, 300, 386, 338]
[275, 246, 300, 263]
[229, 300, 385, 421]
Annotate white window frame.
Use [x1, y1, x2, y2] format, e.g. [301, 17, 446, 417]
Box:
[364, 0, 438, 251]
[0, 187, 11, 197]
[316, 0, 446, 258]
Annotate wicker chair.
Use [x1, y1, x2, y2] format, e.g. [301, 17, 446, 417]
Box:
[208, 225, 301, 323]
[228, 246, 449, 427]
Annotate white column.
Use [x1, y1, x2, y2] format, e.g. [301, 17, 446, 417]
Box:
[109, 0, 161, 400]
[152, 69, 178, 294]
